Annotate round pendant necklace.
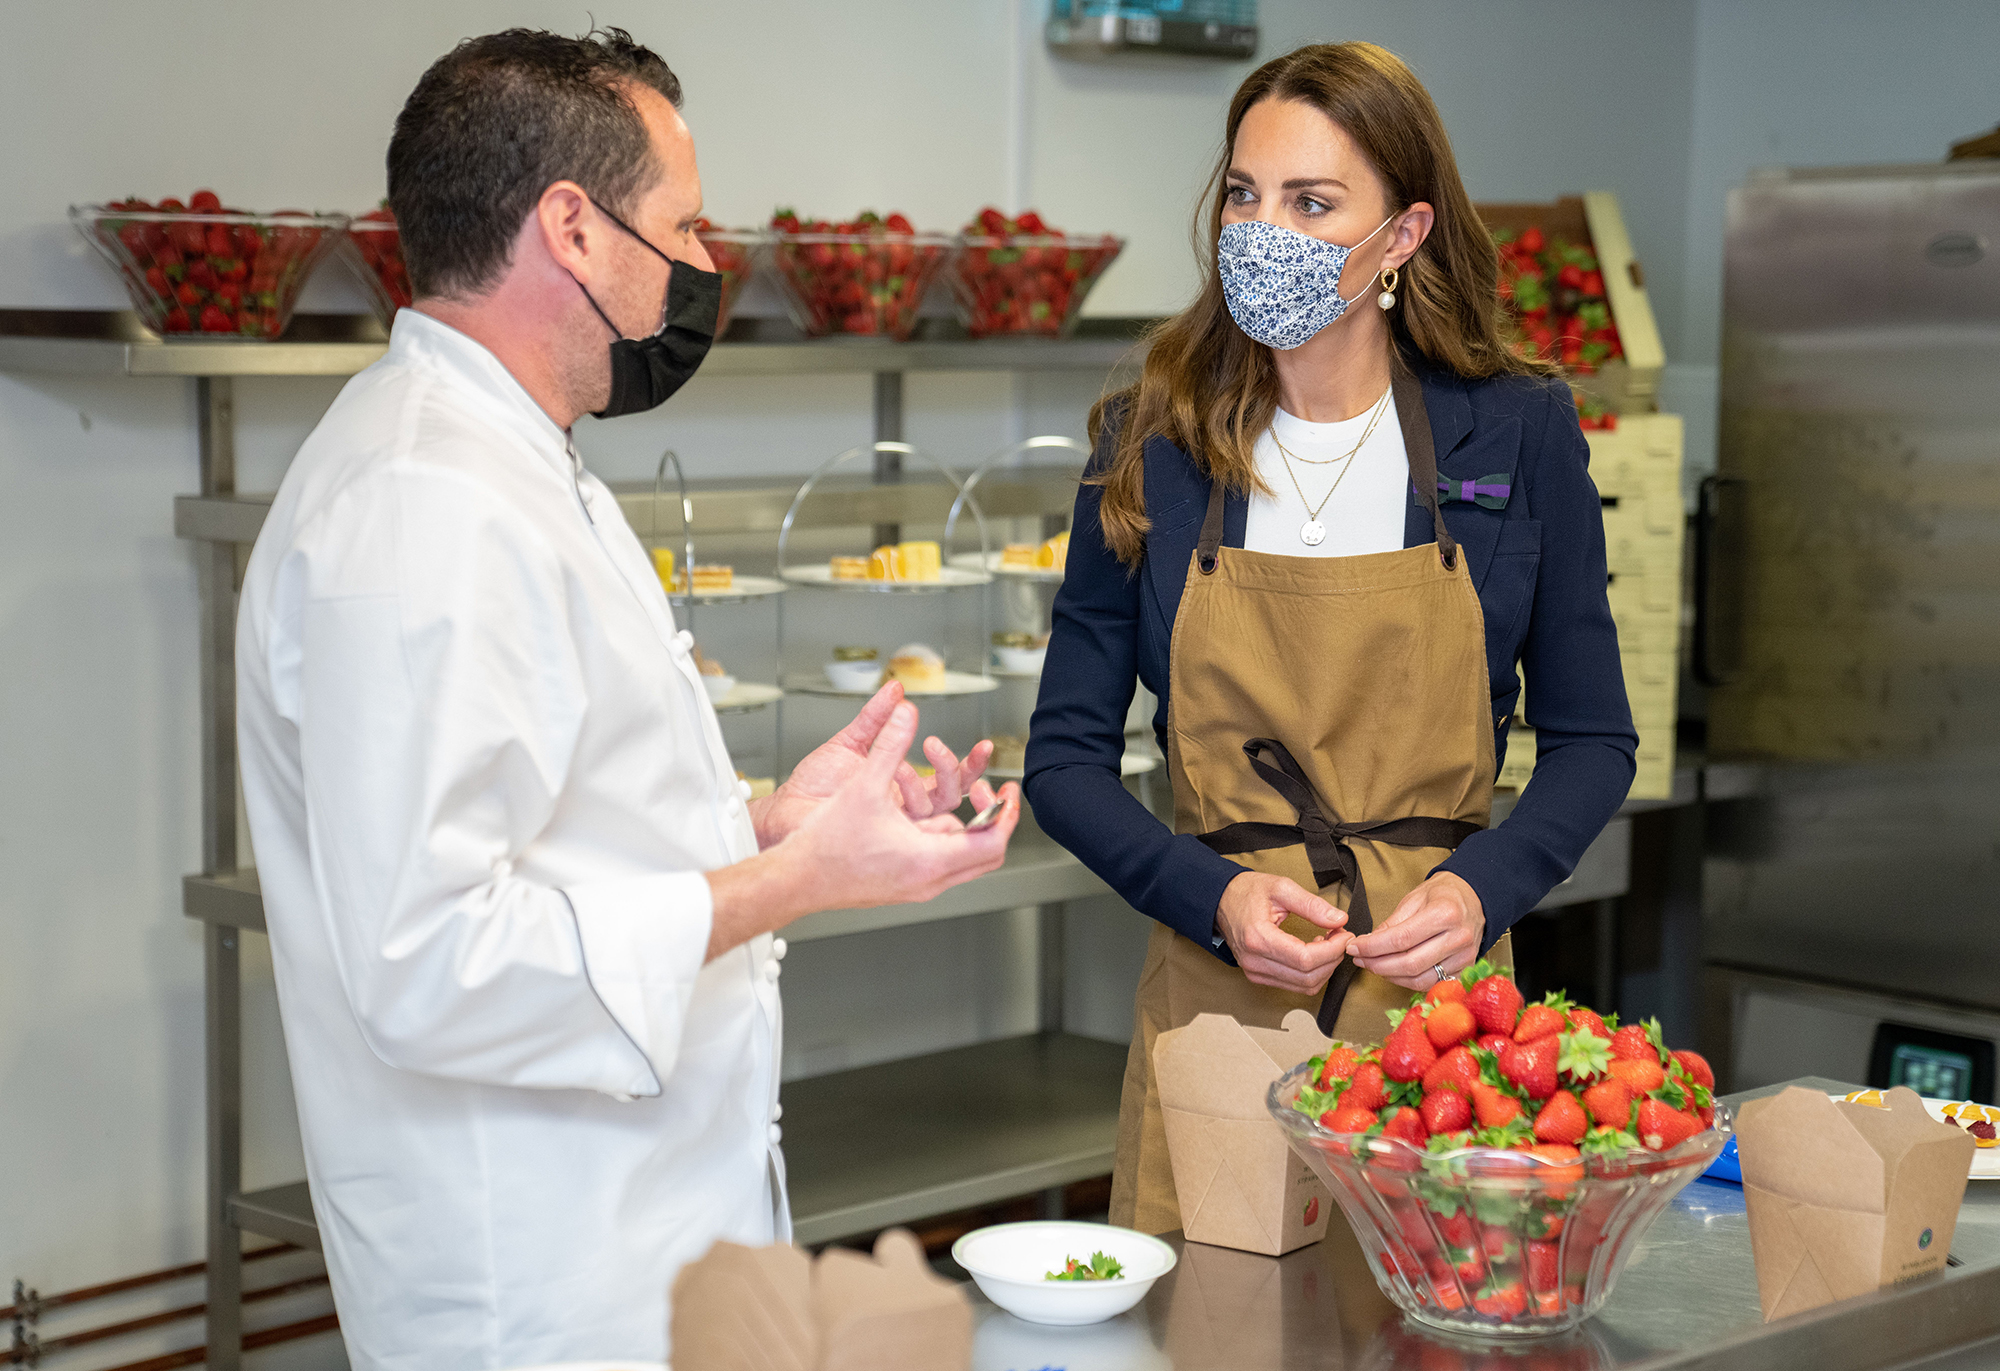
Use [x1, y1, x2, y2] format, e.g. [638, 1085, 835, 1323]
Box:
[1273, 386, 1392, 546]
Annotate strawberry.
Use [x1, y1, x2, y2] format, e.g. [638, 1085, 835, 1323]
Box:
[1425, 1000, 1477, 1049]
[1529, 1142, 1585, 1199]
[1499, 1037, 1559, 1100]
[1533, 1091, 1589, 1145]
[1381, 1020, 1439, 1083]
[1607, 1057, 1665, 1095]
[1477, 1033, 1513, 1057]
[1609, 1022, 1660, 1062]
[1480, 1226, 1519, 1261]
[1423, 1045, 1482, 1096]
[1568, 1007, 1611, 1040]
[1381, 1105, 1429, 1146]
[1525, 1239, 1560, 1293]
[1455, 1250, 1488, 1285]
[1424, 977, 1468, 1006]
[1514, 1001, 1568, 1043]
[1438, 1209, 1477, 1252]
[1472, 1082, 1523, 1128]
[1421, 1089, 1472, 1135]
[1466, 973, 1524, 1037]
[1345, 1062, 1389, 1112]
[1317, 1046, 1360, 1088]
[1324, 1103, 1380, 1134]
[1473, 1280, 1528, 1318]
[1672, 1050, 1715, 1090]
[1582, 1077, 1634, 1130]
[1636, 1099, 1704, 1152]
[1557, 1028, 1612, 1085]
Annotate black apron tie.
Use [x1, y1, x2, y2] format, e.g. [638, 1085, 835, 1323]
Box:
[1195, 738, 1480, 1034]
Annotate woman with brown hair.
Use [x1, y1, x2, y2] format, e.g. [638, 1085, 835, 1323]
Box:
[1023, 41, 1637, 1233]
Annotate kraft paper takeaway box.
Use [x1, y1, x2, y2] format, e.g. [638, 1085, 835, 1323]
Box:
[671, 1229, 970, 1371]
[1737, 1085, 1975, 1321]
[1154, 1009, 1335, 1256]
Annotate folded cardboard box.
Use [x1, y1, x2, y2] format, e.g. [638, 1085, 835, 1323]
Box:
[1737, 1084, 1975, 1321]
[671, 1228, 970, 1371]
[1154, 1008, 1335, 1257]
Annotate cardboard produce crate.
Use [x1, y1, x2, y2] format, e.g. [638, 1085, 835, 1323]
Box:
[1476, 191, 1666, 415]
[1499, 415, 1684, 803]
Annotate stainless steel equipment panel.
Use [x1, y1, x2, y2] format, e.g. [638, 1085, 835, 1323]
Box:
[1708, 162, 2000, 1013]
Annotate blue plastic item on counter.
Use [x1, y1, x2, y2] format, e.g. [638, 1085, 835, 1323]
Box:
[1703, 1133, 1742, 1184]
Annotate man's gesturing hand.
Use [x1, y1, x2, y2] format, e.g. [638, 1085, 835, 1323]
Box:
[1213, 871, 1351, 995]
[707, 697, 1018, 960]
[750, 681, 993, 848]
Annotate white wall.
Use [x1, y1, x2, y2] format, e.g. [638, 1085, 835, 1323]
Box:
[7, 1, 1982, 1360]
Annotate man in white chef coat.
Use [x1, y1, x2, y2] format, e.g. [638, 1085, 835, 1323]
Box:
[234, 28, 1019, 1371]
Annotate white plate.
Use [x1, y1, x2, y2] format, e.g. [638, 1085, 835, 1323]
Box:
[1830, 1093, 2000, 1178]
[953, 1221, 1176, 1326]
[781, 565, 991, 591]
[708, 681, 782, 714]
[783, 670, 999, 700]
[665, 574, 786, 605]
[949, 550, 1064, 582]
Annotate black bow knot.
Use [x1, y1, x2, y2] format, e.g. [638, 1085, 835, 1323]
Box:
[1195, 738, 1481, 1032]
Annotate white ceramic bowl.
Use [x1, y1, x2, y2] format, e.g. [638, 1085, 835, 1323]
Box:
[993, 645, 1047, 675]
[952, 1221, 1176, 1327]
[700, 674, 736, 703]
[823, 659, 884, 692]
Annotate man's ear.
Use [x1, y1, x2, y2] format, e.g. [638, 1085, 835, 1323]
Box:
[536, 181, 596, 281]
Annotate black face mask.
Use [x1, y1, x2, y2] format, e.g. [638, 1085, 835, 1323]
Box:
[572, 202, 722, 419]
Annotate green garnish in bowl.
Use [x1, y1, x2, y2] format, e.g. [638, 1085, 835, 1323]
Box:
[1045, 1251, 1124, 1281]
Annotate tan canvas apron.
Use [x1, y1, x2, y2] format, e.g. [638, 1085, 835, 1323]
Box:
[1108, 367, 1514, 1234]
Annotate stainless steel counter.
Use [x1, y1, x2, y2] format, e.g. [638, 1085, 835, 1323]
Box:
[962, 1078, 2000, 1371]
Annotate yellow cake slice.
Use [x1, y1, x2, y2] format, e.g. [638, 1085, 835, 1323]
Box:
[830, 555, 870, 580]
[1037, 531, 1070, 572]
[886, 643, 946, 692]
[896, 540, 942, 581]
[1000, 543, 1038, 570]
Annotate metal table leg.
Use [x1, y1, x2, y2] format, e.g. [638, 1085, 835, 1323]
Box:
[196, 376, 245, 1371]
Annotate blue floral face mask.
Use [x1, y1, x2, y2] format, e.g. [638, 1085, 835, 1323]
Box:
[1217, 215, 1394, 350]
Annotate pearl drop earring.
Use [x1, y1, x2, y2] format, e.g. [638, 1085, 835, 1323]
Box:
[1377, 266, 1400, 311]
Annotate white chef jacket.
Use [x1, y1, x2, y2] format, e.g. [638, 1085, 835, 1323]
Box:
[236, 309, 785, 1371]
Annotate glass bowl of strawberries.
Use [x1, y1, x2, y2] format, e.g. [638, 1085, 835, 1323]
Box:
[766, 209, 955, 339]
[949, 208, 1123, 339]
[343, 204, 410, 330]
[1267, 963, 1726, 1338]
[71, 192, 348, 339]
[693, 219, 767, 336]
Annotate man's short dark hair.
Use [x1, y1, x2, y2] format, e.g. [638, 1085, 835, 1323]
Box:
[387, 27, 682, 300]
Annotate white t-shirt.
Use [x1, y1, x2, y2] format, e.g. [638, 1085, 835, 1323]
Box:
[1244, 389, 1409, 557]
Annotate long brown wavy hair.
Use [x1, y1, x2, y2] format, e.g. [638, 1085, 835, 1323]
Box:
[1089, 41, 1554, 566]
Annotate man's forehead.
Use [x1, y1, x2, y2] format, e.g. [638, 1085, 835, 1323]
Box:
[627, 82, 698, 195]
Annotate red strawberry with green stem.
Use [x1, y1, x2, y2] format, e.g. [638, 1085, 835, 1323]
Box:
[1636, 1099, 1703, 1152]
[1500, 1037, 1559, 1100]
[1533, 1091, 1589, 1145]
[1467, 973, 1524, 1037]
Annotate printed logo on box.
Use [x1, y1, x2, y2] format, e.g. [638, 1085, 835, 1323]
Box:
[1919, 1228, 1934, 1250]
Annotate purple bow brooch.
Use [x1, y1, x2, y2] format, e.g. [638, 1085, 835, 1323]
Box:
[1417, 475, 1511, 510]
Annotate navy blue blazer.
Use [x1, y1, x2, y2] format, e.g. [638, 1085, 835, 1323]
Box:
[1022, 363, 1638, 955]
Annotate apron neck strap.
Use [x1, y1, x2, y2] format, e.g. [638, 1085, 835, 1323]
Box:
[1196, 358, 1458, 575]
[1392, 359, 1458, 570]
[1196, 463, 1228, 575]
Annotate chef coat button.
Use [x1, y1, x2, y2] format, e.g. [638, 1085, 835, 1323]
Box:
[771, 938, 787, 961]
[769, 1123, 783, 1145]
[771, 1102, 783, 1122]
[726, 794, 744, 816]
[676, 629, 693, 648]
[736, 778, 754, 800]
[764, 958, 782, 982]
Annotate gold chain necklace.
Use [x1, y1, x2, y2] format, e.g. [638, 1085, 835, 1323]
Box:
[1273, 386, 1392, 546]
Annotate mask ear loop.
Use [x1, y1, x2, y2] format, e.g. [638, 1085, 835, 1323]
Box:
[1332, 212, 1400, 310]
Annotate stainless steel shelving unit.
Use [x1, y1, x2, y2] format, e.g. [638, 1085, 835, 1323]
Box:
[0, 308, 1152, 1371]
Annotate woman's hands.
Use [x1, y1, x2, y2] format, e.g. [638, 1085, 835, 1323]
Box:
[1346, 872, 1485, 991]
[1214, 872, 1350, 994]
[751, 681, 994, 848]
